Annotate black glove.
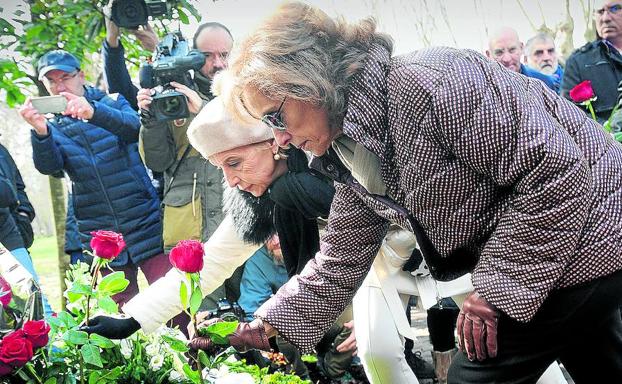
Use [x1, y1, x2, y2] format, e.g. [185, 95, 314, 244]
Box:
[81, 315, 140, 339]
[456, 291, 500, 361]
[189, 318, 271, 353]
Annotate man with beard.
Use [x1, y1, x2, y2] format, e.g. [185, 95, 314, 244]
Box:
[525, 33, 563, 93]
[103, 19, 242, 313]
[486, 27, 557, 92]
[562, 0, 622, 124]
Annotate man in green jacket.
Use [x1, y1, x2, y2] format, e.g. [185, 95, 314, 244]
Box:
[134, 22, 242, 311]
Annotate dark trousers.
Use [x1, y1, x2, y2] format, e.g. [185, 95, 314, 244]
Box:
[101, 252, 190, 335]
[448, 269, 622, 384]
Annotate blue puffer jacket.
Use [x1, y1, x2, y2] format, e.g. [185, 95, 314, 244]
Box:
[31, 87, 162, 267]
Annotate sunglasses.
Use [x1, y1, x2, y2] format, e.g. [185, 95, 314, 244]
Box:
[261, 97, 287, 133]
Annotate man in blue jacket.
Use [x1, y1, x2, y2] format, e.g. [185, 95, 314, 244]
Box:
[18, 50, 170, 309]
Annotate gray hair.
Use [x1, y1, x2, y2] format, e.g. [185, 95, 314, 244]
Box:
[225, 1, 393, 127]
[524, 33, 555, 56]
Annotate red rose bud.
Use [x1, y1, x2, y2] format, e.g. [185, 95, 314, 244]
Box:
[569, 80, 595, 103]
[0, 330, 33, 368]
[0, 277, 12, 309]
[169, 240, 205, 273]
[90, 230, 126, 260]
[22, 320, 51, 349]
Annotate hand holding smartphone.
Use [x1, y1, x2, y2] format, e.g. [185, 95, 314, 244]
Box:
[30, 95, 67, 114]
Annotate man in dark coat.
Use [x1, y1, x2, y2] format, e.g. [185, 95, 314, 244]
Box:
[0, 142, 54, 316]
[562, 0, 622, 123]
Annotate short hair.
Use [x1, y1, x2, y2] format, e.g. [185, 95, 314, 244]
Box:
[193, 22, 233, 47]
[224, 1, 393, 127]
[524, 33, 555, 56]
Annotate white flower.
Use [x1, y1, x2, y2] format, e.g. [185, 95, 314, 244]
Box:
[149, 354, 164, 371]
[169, 370, 185, 382]
[145, 343, 160, 356]
[215, 373, 255, 384]
[120, 339, 133, 359]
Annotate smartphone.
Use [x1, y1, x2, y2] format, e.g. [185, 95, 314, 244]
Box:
[31, 95, 67, 114]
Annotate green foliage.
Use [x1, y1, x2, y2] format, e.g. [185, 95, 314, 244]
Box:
[0, 0, 200, 105]
[198, 320, 238, 345]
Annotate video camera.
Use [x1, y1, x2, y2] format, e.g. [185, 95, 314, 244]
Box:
[139, 31, 205, 121]
[110, 0, 171, 29]
[207, 298, 246, 322]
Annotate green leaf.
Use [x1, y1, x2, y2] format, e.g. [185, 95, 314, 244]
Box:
[69, 282, 94, 296]
[201, 321, 238, 345]
[189, 286, 202, 315]
[197, 349, 211, 367]
[63, 329, 89, 345]
[177, 9, 189, 24]
[182, 363, 201, 384]
[180, 280, 188, 310]
[88, 371, 101, 384]
[57, 311, 78, 328]
[97, 296, 118, 313]
[81, 343, 103, 368]
[44, 378, 57, 384]
[161, 334, 189, 353]
[98, 271, 129, 295]
[89, 333, 115, 349]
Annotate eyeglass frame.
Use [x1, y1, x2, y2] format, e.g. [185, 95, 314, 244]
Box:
[43, 70, 79, 88]
[594, 3, 622, 17]
[261, 96, 287, 133]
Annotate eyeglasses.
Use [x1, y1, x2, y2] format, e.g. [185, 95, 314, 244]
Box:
[262, 97, 287, 134]
[44, 71, 79, 88]
[594, 4, 622, 17]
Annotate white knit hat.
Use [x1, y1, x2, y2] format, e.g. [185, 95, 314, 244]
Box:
[187, 96, 273, 159]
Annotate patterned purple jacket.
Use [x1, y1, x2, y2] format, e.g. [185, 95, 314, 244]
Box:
[256, 45, 622, 352]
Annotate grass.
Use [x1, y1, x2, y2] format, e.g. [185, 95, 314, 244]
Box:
[29, 236, 147, 314]
[29, 236, 62, 312]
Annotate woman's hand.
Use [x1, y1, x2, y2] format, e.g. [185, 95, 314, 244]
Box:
[335, 320, 357, 356]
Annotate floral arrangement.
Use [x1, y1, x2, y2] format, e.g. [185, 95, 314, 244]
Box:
[0, 232, 310, 383]
[569, 80, 621, 139]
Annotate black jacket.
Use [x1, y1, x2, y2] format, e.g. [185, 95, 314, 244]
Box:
[0, 144, 35, 250]
[562, 40, 622, 123]
[223, 148, 335, 278]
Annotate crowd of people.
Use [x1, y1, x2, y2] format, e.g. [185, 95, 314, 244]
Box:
[3, 0, 622, 383]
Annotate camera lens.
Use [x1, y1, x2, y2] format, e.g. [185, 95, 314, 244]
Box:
[162, 96, 181, 116]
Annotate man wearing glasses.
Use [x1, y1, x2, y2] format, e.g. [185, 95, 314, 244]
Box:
[18, 50, 166, 309]
[103, 19, 241, 316]
[562, 0, 622, 124]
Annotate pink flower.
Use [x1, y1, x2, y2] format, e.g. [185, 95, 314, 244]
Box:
[0, 277, 12, 309]
[90, 230, 125, 260]
[22, 320, 51, 349]
[569, 80, 595, 103]
[169, 240, 205, 273]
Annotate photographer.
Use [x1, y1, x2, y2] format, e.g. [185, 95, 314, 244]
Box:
[134, 22, 243, 312]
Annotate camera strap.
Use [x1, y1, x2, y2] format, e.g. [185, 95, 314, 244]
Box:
[162, 144, 192, 199]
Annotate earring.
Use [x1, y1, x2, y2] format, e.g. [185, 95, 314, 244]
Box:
[273, 153, 281, 161]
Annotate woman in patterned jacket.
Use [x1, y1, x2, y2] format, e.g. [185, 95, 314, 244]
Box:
[207, 2, 622, 383]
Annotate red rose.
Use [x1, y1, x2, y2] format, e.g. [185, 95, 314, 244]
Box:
[0, 330, 33, 368]
[0, 277, 12, 308]
[90, 230, 126, 260]
[22, 320, 51, 349]
[169, 240, 205, 273]
[569, 80, 595, 103]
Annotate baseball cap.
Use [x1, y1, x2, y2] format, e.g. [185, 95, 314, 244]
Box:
[37, 50, 81, 80]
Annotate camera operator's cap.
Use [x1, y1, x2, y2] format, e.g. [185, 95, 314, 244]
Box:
[37, 50, 81, 80]
[187, 97, 272, 159]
